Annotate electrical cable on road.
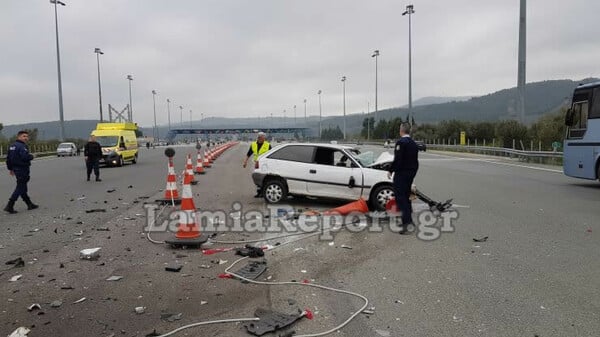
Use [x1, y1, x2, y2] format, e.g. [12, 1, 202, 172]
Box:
[146, 214, 369, 337]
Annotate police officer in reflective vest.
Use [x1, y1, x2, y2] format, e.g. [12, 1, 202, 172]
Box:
[243, 132, 271, 197]
[4, 130, 38, 214]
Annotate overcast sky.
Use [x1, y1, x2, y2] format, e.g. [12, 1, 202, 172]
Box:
[1, 0, 598, 127]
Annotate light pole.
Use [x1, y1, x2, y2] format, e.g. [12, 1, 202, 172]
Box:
[167, 99, 172, 131]
[201, 113, 204, 127]
[270, 113, 273, 131]
[152, 90, 158, 141]
[341, 76, 347, 140]
[126, 75, 133, 121]
[293, 105, 297, 130]
[303, 98, 307, 127]
[94, 47, 104, 121]
[317, 90, 322, 138]
[283, 109, 286, 128]
[189, 110, 193, 128]
[50, 0, 66, 141]
[367, 101, 371, 140]
[402, 5, 415, 125]
[371, 49, 379, 121]
[179, 106, 183, 126]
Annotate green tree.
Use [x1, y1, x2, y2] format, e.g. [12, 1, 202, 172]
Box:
[361, 117, 375, 138]
[495, 120, 529, 148]
[437, 120, 470, 142]
[529, 108, 567, 150]
[321, 126, 343, 140]
[468, 122, 495, 142]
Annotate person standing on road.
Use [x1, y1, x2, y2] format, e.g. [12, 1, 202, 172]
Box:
[84, 135, 102, 182]
[387, 123, 419, 234]
[4, 130, 38, 214]
[243, 132, 271, 197]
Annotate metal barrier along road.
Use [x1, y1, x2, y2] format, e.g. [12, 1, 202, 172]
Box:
[426, 144, 563, 164]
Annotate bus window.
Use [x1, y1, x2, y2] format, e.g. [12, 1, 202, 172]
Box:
[591, 88, 600, 119]
[567, 100, 589, 139]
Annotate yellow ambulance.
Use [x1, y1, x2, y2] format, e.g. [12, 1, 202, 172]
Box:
[91, 122, 139, 166]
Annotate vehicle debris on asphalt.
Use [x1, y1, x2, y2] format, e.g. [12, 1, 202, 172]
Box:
[80, 248, 101, 260]
[473, 236, 489, 242]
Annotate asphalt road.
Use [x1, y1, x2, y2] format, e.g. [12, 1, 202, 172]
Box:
[0, 143, 598, 337]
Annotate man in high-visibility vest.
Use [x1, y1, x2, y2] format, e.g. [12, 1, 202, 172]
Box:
[243, 132, 272, 197]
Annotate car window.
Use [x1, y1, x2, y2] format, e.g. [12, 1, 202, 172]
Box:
[268, 145, 314, 163]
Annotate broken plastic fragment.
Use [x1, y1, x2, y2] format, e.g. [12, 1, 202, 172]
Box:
[8, 327, 30, 337]
[135, 306, 146, 314]
[106, 276, 124, 281]
[27, 303, 41, 311]
[73, 297, 86, 304]
[80, 248, 101, 260]
[9, 275, 22, 282]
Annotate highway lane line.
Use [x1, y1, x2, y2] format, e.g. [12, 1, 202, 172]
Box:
[423, 152, 563, 173]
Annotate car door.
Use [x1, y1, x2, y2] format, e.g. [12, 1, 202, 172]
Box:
[265, 145, 315, 195]
[306, 147, 364, 200]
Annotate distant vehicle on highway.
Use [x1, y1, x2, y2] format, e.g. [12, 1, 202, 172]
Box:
[563, 81, 600, 181]
[56, 142, 77, 157]
[252, 143, 396, 210]
[91, 122, 139, 167]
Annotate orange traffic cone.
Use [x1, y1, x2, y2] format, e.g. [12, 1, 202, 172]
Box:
[185, 154, 198, 185]
[155, 157, 182, 205]
[203, 150, 212, 168]
[195, 151, 205, 174]
[165, 174, 207, 247]
[323, 198, 369, 215]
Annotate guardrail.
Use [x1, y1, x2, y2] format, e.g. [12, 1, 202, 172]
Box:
[426, 144, 563, 165]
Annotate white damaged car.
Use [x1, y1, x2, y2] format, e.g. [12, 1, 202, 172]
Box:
[252, 143, 396, 211]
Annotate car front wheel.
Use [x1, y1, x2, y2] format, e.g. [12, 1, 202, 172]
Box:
[370, 184, 395, 211]
[263, 178, 288, 204]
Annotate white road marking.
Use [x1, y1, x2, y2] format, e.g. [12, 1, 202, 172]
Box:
[422, 152, 563, 173]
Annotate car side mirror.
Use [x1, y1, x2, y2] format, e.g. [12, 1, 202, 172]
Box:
[565, 108, 574, 126]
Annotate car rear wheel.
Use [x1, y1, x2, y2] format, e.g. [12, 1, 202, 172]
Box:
[370, 184, 395, 211]
[263, 178, 288, 204]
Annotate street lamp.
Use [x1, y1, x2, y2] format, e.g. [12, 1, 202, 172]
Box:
[293, 105, 297, 130]
[152, 90, 158, 141]
[179, 106, 183, 126]
[402, 5, 415, 125]
[283, 109, 286, 128]
[317, 90, 322, 139]
[341, 76, 347, 140]
[126, 75, 133, 121]
[94, 47, 104, 121]
[189, 110, 193, 128]
[50, 0, 66, 141]
[166, 98, 172, 131]
[303, 98, 307, 128]
[371, 49, 380, 122]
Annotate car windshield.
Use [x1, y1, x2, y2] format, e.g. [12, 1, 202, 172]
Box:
[347, 149, 371, 166]
[96, 136, 118, 147]
[58, 143, 72, 148]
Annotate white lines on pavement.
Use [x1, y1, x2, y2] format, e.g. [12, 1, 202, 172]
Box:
[423, 153, 563, 174]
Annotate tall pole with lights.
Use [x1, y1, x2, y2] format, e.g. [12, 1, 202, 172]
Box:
[317, 90, 322, 139]
[179, 106, 183, 126]
[126, 75, 134, 121]
[402, 5, 415, 125]
[341, 76, 347, 140]
[94, 48, 104, 121]
[152, 90, 158, 140]
[50, 0, 66, 141]
[167, 99, 172, 132]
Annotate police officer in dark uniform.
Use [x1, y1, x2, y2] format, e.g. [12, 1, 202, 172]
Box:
[387, 123, 419, 234]
[4, 130, 38, 214]
[84, 135, 103, 182]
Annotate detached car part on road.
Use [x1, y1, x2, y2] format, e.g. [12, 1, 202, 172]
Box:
[252, 143, 398, 211]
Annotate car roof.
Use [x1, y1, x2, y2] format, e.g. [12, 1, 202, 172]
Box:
[275, 143, 355, 150]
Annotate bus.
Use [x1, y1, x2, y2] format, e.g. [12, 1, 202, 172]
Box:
[563, 81, 600, 181]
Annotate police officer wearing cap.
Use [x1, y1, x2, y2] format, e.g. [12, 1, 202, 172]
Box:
[243, 132, 271, 197]
[387, 123, 419, 234]
[4, 130, 38, 214]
